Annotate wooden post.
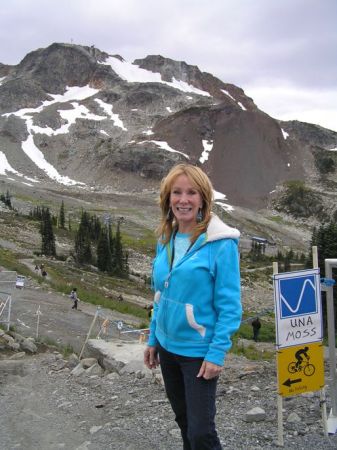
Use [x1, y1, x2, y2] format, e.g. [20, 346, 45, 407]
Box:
[274, 261, 284, 447]
[79, 307, 100, 359]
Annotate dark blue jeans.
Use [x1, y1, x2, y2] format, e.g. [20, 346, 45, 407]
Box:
[158, 345, 222, 450]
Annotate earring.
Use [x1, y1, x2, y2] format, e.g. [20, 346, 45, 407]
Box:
[196, 208, 203, 223]
[166, 207, 173, 221]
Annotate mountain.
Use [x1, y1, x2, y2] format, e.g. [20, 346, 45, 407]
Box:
[0, 42, 336, 212]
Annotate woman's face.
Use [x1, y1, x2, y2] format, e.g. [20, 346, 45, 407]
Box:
[170, 174, 203, 233]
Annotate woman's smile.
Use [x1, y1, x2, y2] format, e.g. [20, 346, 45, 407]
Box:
[170, 174, 202, 233]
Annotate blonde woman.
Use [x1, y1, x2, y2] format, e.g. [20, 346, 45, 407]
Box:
[144, 164, 242, 449]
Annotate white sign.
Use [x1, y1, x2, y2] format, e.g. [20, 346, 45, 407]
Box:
[274, 269, 322, 348]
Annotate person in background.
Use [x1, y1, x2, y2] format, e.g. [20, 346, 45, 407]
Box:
[251, 317, 261, 342]
[70, 287, 79, 310]
[144, 163, 242, 450]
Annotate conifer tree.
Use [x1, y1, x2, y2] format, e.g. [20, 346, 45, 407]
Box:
[97, 227, 113, 273]
[114, 220, 124, 276]
[59, 201, 65, 229]
[0, 190, 12, 209]
[40, 207, 56, 256]
[74, 210, 92, 264]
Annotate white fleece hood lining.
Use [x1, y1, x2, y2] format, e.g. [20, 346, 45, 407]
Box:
[206, 214, 240, 242]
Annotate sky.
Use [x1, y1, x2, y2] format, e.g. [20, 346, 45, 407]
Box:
[0, 0, 336, 132]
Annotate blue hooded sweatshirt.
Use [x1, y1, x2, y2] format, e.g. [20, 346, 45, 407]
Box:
[148, 214, 242, 366]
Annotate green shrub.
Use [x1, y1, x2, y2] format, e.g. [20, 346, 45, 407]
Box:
[275, 180, 325, 219]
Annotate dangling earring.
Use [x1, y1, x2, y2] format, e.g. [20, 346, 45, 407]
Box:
[196, 208, 203, 223]
[166, 207, 173, 221]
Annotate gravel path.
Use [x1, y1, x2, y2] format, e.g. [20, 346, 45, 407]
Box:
[1, 280, 337, 449]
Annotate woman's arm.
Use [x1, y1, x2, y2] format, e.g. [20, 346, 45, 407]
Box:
[204, 239, 242, 366]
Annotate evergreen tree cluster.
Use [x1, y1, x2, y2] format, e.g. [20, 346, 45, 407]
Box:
[307, 222, 337, 271]
[276, 249, 305, 272]
[308, 221, 337, 334]
[39, 207, 56, 256]
[30, 205, 57, 224]
[0, 190, 12, 209]
[74, 211, 128, 277]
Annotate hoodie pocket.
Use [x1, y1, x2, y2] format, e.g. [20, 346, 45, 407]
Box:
[185, 304, 206, 337]
[157, 297, 207, 342]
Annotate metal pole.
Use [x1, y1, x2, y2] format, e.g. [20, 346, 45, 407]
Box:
[312, 246, 328, 437]
[325, 259, 337, 425]
[274, 261, 284, 447]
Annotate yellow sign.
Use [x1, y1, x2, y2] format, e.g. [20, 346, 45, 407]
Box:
[277, 342, 324, 397]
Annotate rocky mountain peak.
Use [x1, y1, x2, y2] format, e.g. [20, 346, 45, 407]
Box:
[0, 42, 336, 214]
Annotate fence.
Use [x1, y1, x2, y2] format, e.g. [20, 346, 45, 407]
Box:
[0, 271, 17, 331]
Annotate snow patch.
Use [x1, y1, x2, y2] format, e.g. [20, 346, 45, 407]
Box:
[281, 128, 289, 140]
[0, 151, 20, 175]
[221, 89, 236, 101]
[138, 140, 189, 159]
[237, 102, 247, 111]
[1, 85, 103, 186]
[213, 190, 234, 212]
[101, 56, 210, 97]
[0, 76, 6, 86]
[21, 134, 83, 186]
[94, 98, 127, 130]
[142, 129, 154, 135]
[199, 140, 213, 164]
[0, 150, 39, 183]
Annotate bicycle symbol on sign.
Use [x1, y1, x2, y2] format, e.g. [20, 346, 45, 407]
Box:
[287, 346, 315, 377]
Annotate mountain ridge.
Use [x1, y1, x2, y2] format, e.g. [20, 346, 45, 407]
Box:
[0, 42, 336, 213]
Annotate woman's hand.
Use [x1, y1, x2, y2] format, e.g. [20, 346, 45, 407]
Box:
[197, 361, 222, 380]
[144, 345, 159, 369]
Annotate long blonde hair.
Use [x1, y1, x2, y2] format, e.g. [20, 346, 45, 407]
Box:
[157, 164, 214, 244]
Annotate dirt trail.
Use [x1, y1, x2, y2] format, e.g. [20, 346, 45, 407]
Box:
[9, 277, 144, 353]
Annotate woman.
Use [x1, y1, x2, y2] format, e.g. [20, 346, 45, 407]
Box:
[144, 164, 242, 449]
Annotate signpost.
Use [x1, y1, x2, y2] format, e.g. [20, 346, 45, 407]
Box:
[274, 269, 322, 348]
[277, 342, 324, 397]
[273, 257, 327, 444]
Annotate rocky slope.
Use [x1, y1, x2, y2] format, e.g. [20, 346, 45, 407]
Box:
[1, 42, 336, 213]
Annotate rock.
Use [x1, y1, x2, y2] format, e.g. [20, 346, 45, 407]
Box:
[81, 357, 98, 369]
[106, 372, 120, 381]
[101, 356, 125, 373]
[67, 353, 80, 369]
[20, 338, 37, 353]
[287, 412, 302, 423]
[8, 352, 26, 360]
[86, 363, 104, 377]
[244, 406, 266, 422]
[89, 425, 102, 434]
[71, 363, 86, 377]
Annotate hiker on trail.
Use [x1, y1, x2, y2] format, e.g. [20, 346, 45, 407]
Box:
[144, 163, 241, 449]
[70, 288, 79, 310]
[252, 317, 261, 342]
[147, 304, 154, 319]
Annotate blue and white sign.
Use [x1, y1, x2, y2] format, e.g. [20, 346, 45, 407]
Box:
[274, 269, 322, 348]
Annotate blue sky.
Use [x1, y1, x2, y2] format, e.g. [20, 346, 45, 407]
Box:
[1, 0, 336, 131]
